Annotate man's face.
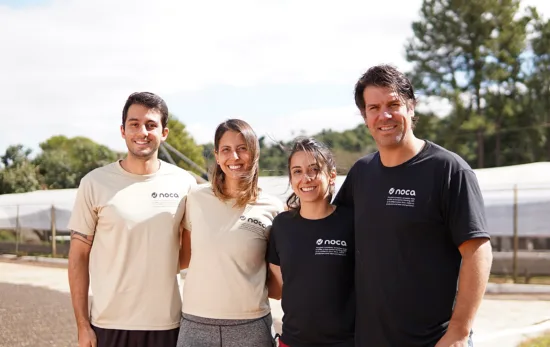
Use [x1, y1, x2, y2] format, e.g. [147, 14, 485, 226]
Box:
[120, 104, 168, 160]
[362, 86, 415, 149]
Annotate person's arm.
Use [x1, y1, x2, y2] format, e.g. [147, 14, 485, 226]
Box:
[66, 177, 98, 347]
[266, 216, 283, 300]
[437, 238, 492, 346]
[179, 224, 191, 270]
[68, 231, 96, 346]
[267, 264, 283, 300]
[178, 194, 193, 270]
[437, 169, 493, 346]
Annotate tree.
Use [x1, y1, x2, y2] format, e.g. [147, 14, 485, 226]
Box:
[1, 144, 32, 168]
[159, 116, 206, 177]
[34, 136, 120, 189]
[405, 0, 528, 168]
[0, 145, 41, 194]
[525, 10, 550, 160]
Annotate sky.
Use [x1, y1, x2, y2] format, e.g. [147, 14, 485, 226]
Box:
[1, 0, 549, 156]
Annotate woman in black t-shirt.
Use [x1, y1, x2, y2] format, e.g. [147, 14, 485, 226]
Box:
[267, 137, 355, 347]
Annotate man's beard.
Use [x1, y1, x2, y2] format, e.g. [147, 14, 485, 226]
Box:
[128, 143, 159, 159]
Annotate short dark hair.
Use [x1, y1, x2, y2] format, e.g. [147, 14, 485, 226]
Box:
[122, 92, 169, 128]
[286, 137, 336, 211]
[354, 65, 417, 122]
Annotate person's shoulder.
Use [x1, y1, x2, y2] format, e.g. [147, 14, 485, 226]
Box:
[188, 182, 214, 197]
[257, 190, 285, 213]
[271, 210, 296, 233]
[334, 205, 354, 219]
[160, 161, 199, 183]
[349, 151, 379, 173]
[273, 210, 294, 223]
[424, 141, 473, 173]
[80, 161, 119, 184]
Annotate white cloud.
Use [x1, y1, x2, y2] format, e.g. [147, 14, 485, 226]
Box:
[255, 105, 363, 145]
[1, 0, 549, 155]
[185, 105, 363, 146]
[0, 0, 423, 154]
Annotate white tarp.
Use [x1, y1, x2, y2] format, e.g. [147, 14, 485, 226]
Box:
[1, 162, 549, 236]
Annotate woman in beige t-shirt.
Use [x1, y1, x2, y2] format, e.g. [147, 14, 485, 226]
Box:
[176, 119, 284, 347]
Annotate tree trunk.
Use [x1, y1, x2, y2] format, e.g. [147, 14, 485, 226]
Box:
[495, 123, 501, 167]
[477, 130, 484, 168]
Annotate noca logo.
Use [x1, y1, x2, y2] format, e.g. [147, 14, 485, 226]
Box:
[151, 192, 180, 199]
[388, 187, 416, 196]
[317, 239, 347, 246]
[247, 218, 267, 229]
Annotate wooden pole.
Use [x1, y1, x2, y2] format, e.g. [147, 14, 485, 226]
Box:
[512, 185, 519, 283]
[15, 205, 20, 255]
[51, 205, 57, 257]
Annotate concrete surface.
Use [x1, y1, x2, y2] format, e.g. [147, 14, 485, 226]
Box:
[1, 260, 549, 347]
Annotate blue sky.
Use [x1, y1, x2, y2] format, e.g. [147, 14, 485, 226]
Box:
[0, 0, 48, 8]
[1, 0, 549, 156]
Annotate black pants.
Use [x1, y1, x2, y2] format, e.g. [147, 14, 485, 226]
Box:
[92, 325, 179, 347]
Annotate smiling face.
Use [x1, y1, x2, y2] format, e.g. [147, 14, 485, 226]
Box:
[289, 150, 335, 205]
[214, 130, 251, 182]
[362, 86, 415, 150]
[120, 103, 168, 159]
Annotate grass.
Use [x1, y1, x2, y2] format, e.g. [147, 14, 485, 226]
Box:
[518, 331, 550, 346]
[0, 230, 16, 241]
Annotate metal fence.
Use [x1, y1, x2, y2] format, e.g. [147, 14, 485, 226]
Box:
[1, 185, 549, 281]
[0, 203, 69, 257]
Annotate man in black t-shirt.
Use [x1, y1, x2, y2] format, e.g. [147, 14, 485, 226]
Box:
[333, 65, 493, 347]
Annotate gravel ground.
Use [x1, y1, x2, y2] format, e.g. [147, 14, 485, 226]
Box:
[0, 283, 77, 347]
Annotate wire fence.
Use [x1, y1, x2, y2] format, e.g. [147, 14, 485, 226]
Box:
[0, 184, 549, 282]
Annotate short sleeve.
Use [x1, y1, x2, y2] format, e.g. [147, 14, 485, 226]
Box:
[67, 176, 98, 235]
[181, 192, 193, 232]
[267, 218, 280, 266]
[332, 166, 355, 208]
[446, 169, 490, 247]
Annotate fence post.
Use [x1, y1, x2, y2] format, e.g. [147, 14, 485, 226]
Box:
[512, 184, 519, 283]
[15, 205, 20, 255]
[51, 205, 56, 257]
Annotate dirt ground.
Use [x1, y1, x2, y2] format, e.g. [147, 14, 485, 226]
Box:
[0, 283, 77, 347]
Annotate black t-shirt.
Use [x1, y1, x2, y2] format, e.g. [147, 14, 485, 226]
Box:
[333, 141, 490, 347]
[268, 207, 355, 347]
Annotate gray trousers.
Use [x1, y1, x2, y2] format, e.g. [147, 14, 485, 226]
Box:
[176, 313, 275, 347]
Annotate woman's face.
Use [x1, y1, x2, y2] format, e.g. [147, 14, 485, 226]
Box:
[215, 130, 251, 181]
[289, 151, 334, 204]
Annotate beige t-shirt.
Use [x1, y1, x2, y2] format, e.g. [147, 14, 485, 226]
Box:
[67, 160, 196, 330]
[181, 184, 284, 319]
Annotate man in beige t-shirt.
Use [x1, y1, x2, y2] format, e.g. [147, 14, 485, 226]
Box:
[67, 92, 196, 347]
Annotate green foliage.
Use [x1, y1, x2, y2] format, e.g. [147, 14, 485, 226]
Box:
[159, 116, 206, 177]
[34, 136, 120, 189]
[0, 116, 208, 194]
[256, 112, 442, 176]
[0, 159, 42, 194]
[404, 0, 549, 168]
[0, 145, 42, 194]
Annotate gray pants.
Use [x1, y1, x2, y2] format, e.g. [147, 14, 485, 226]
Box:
[176, 313, 275, 347]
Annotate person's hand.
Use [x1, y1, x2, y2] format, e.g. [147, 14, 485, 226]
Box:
[77, 324, 97, 347]
[434, 329, 469, 347]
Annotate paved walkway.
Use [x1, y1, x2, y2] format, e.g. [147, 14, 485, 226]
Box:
[1, 261, 549, 347]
